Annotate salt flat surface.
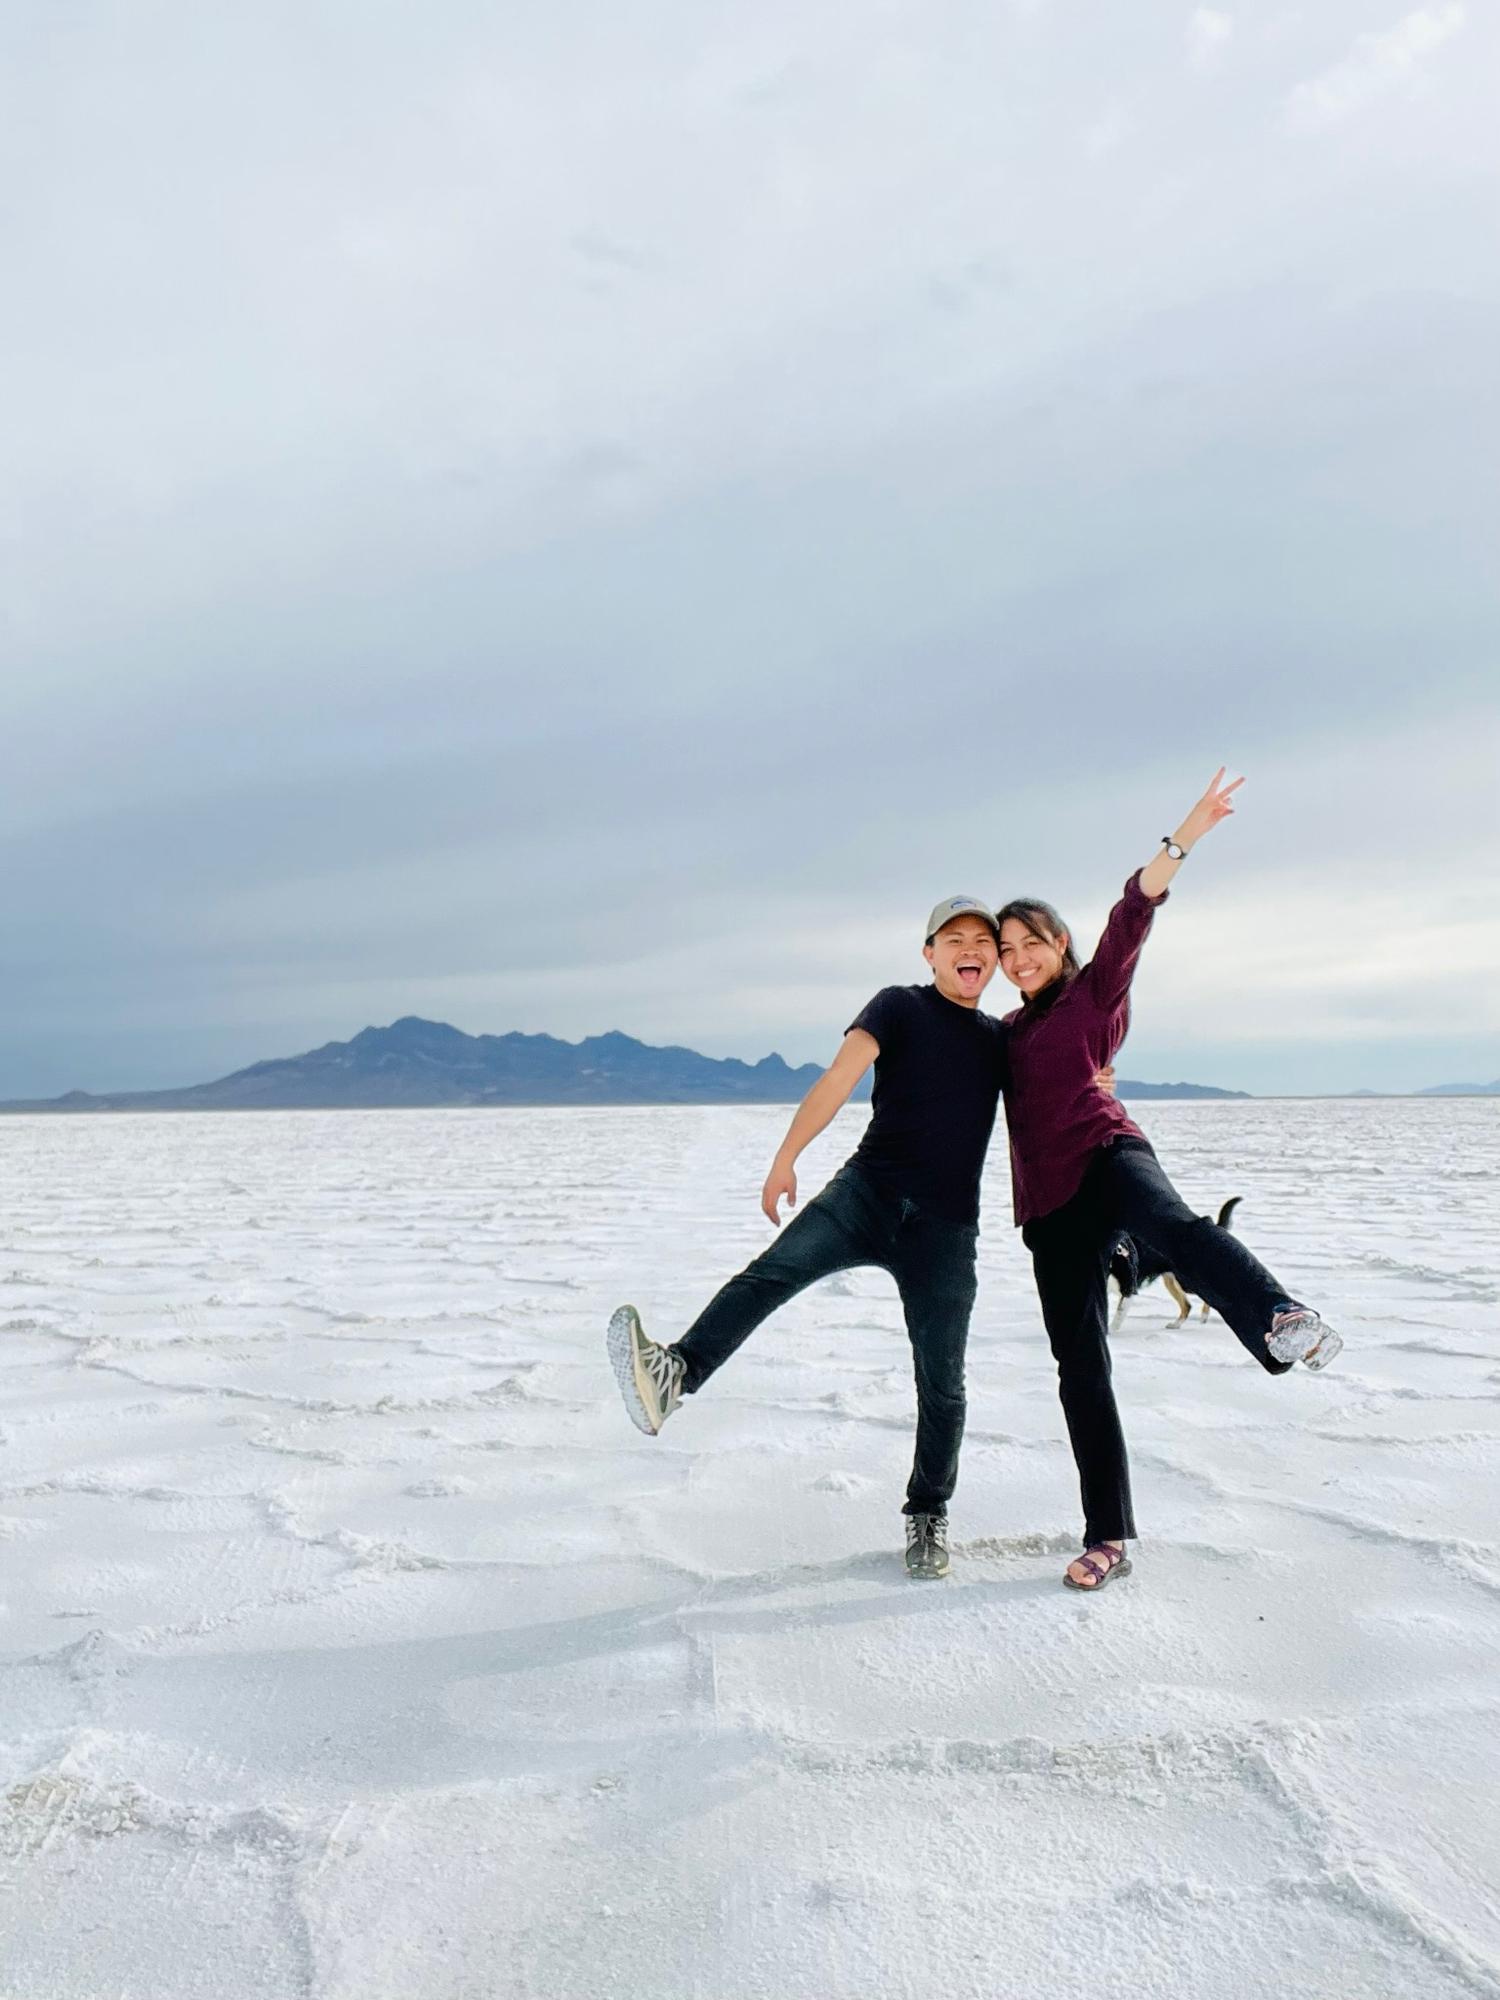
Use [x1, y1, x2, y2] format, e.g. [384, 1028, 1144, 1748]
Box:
[2, 1099, 1498, 2000]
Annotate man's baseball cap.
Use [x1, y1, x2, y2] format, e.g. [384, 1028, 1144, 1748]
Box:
[924, 895, 1000, 945]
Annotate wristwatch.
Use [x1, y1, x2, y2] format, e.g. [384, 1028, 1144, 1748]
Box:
[1161, 836, 1187, 860]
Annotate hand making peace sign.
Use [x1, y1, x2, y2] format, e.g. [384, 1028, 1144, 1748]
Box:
[1176, 767, 1244, 850]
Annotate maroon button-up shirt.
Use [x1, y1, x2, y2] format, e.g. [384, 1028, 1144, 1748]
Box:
[1003, 871, 1168, 1226]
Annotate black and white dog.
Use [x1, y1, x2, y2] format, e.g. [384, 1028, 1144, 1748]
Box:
[1109, 1197, 1242, 1328]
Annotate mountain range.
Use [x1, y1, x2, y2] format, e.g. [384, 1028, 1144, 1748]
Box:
[2, 1017, 1491, 1112]
[0, 1015, 1258, 1112]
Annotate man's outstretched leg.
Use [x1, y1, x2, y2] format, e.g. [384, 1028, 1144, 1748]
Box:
[608, 1169, 876, 1437]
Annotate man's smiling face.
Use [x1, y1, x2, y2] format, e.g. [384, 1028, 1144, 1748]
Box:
[923, 917, 999, 1008]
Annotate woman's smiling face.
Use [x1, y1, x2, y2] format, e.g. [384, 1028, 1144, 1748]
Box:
[998, 915, 1070, 995]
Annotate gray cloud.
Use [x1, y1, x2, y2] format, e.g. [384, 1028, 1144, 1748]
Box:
[1286, 3, 1467, 128]
[2, 1, 1497, 1097]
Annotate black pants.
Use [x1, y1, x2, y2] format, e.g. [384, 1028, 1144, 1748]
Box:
[1022, 1137, 1299, 1545]
[672, 1164, 978, 1516]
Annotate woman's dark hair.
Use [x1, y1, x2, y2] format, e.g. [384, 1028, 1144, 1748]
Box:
[995, 898, 1081, 1010]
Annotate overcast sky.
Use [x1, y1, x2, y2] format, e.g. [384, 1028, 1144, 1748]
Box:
[3, 1, 1497, 1098]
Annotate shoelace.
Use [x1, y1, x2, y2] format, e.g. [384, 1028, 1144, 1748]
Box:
[906, 1514, 948, 1549]
[643, 1342, 681, 1401]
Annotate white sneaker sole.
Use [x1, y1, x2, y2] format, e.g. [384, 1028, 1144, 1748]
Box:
[1303, 1325, 1343, 1371]
[607, 1305, 663, 1435]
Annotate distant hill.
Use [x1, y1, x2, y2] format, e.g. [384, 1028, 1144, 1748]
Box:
[1414, 1080, 1500, 1097]
[0, 1018, 835, 1111]
[1115, 1079, 1251, 1101]
[0, 1016, 1258, 1112]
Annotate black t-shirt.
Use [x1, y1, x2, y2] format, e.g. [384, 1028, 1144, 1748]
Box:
[843, 984, 1010, 1225]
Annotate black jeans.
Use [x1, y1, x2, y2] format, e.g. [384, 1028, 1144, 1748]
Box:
[672, 1164, 978, 1516]
[1022, 1137, 1299, 1545]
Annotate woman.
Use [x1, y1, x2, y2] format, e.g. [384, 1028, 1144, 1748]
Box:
[997, 769, 1340, 1593]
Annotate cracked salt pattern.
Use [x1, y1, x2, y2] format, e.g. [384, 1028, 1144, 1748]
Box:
[1, 1099, 1498, 1999]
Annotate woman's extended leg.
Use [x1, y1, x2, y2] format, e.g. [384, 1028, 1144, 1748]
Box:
[1024, 1189, 1136, 1551]
[1100, 1138, 1312, 1374]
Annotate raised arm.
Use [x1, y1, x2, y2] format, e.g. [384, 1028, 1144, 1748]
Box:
[1139, 767, 1243, 899]
[1085, 770, 1244, 1013]
[761, 1028, 878, 1226]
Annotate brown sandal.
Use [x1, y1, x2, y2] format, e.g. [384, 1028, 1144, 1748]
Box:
[1063, 1541, 1132, 1591]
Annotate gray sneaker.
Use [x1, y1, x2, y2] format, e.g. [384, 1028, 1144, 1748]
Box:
[1267, 1306, 1343, 1371]
[904, 1512, 950, 1580]
[607, 1305, 685, 1435]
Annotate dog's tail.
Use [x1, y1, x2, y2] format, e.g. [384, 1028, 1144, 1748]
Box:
[1216, 1196, 1242, 1230]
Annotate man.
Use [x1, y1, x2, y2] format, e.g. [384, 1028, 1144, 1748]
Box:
[607, 897, 1111, 1579]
